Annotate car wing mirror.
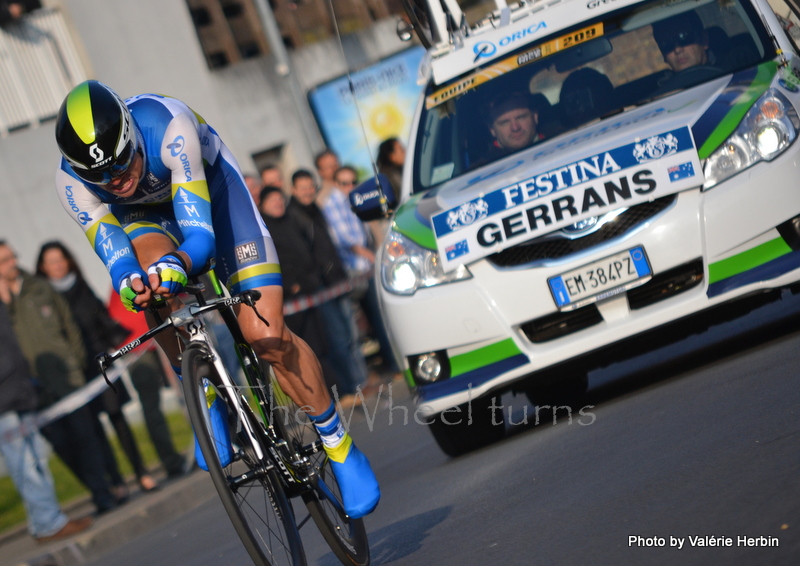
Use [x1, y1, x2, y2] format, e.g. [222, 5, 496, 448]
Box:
[349, 173, 397, 221]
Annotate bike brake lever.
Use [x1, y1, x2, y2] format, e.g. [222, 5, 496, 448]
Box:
[95, 353, 118, 392]
[243, 290, 269, 327]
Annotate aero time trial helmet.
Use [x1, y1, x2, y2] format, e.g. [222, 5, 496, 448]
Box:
[55, 80, 139, 185]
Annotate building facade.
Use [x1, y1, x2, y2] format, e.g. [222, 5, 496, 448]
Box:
[0, 0, 407, 295]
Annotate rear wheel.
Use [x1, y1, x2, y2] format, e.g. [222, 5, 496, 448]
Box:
[267, 370, 370, 566]
[428, 395, 505, 457]
[182, 345, 306, 566]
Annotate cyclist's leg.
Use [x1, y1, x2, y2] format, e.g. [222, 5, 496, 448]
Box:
[207, 151, 380, 518]
[237, 288, 380, 518]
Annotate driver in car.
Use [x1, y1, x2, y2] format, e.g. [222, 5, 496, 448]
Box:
[652, 11, 712, 72]
[486, 91, 544, 159]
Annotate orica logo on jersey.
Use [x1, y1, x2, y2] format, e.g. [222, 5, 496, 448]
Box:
[167, 136, 185, 157]
[64, 186, 80, 214]
[167, 136, 193, 181]
[77, 211, 92, 225]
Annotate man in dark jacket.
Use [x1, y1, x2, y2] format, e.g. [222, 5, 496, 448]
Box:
[0, 240, 115, 514]
[0, 291, 92, 540]
[286, 171, 369, 403]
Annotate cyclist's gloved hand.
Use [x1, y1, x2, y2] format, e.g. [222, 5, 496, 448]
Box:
[147, 253, 188, 296]
[119, 273, 146, 312]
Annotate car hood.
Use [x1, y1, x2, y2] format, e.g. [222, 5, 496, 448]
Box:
[393, 61, 780, 271]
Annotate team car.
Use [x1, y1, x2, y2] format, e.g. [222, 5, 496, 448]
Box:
[352, 0, 800, 455]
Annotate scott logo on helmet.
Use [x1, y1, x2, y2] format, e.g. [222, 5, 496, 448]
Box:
[89, 143, 104, 163]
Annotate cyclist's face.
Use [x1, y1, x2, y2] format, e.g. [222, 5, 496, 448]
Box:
[102, 151, 143, 198]
[39, 248, 70, 280]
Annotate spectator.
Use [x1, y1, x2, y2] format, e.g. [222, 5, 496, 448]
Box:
[376, 137, 406, 196]
[36, 241, 158, 495]
[314, 149, 340, 208]
[260, 164, 285, 193]
[107, 290, 188, 479]
[372, 137, 406, 250]
[0, 240, 116, 515]
[243, 174, 263, 204]
[0, 301, 93, 542]
[0, 1, 35, 26]
[323, 166, 400, 380]
[286, 170, 369, 403]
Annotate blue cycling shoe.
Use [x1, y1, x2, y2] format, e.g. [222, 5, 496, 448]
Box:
[195, 391, 234, 471]
[327, 438, 381, 519]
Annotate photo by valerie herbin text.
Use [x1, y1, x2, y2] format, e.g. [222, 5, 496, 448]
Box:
[628, 535, 781, 549]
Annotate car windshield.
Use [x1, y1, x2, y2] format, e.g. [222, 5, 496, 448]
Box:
[412, 0, 774, 193]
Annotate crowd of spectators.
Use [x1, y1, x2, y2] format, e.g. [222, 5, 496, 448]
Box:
[0, 239, 187, 541]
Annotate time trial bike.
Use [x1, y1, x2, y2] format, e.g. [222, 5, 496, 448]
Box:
[97, 270, 370, 566]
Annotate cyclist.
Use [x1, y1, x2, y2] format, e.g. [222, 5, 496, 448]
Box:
[54, 80, 380, 519]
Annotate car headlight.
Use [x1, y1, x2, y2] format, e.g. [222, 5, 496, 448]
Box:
[381, 231, 472, 295]
[703, 88, 799, 190]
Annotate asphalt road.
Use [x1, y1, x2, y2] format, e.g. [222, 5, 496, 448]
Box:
[87, 291, 800, 566]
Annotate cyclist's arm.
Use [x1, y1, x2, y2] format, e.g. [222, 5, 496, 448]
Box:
[55, 163, 145, 292]
[160, 112, 215, 274]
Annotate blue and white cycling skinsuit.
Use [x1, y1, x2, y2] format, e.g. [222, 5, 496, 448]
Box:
[55, 93, 281, 296]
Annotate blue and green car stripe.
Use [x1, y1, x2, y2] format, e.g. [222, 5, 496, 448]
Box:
[414, 338, 529, 403]
[708, 236, 800, 297]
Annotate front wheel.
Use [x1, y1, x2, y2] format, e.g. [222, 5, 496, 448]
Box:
[182, 345, 306, 566]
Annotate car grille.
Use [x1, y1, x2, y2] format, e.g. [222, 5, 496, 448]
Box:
[520, 304, 603, 343]
[487, 195, 676, 267]
[627, 259, 704, 310]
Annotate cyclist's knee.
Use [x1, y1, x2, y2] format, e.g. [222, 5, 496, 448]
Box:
[244, 319, 292, 362]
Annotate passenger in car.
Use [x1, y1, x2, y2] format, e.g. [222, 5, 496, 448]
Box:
[559, 67, 614, 129]
[652, 10, 712, 72]
[485, 91, 545, 159]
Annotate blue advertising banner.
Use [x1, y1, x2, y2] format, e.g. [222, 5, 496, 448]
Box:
[307, 46, 427, 179]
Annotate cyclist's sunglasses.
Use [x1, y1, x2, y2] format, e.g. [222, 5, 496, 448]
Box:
[657, 29, 704, 55]
[74, 139, 137, 185]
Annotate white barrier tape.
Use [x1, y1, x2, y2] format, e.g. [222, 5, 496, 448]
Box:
[282, 272, 371, 316]
[0, 351, 143, 445]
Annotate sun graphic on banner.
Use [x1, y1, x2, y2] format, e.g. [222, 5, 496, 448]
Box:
[368, 100, 406, 142]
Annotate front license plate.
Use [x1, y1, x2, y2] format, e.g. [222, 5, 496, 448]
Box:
[548, 246, 651, 311]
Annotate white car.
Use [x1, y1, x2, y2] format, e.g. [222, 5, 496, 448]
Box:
[352, 0, 800, 455]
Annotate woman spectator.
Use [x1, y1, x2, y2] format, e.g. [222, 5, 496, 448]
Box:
[36, 241, 158, 497]
[376, 137, 406, 196]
